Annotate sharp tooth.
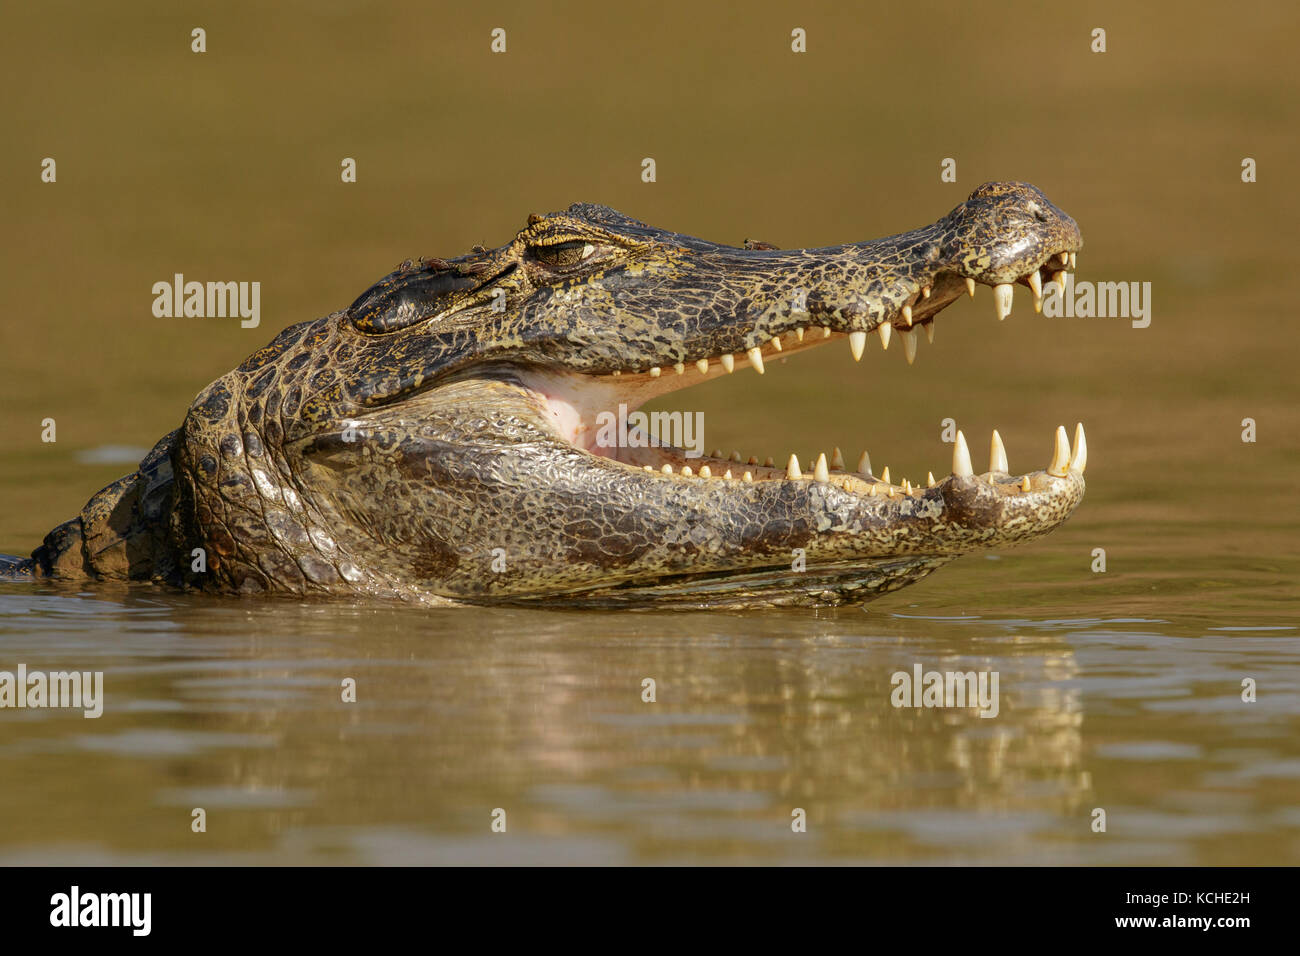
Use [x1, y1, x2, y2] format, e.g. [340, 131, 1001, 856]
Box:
[643, 465, 653, 472]
[848, 330, 867, 361]
[698, 465, 711, 477]
[742, 471, 753, 482]
[813, 453, 829, 481]
[901, 304, 913, 327]
[1052, 270, 1067, 289]
[786, 454, 802, 479]
[880, 466, 891, 484]
[952, 430, 974, 477]
[681, 465, 693, 476]
[857, 451, 872, 475]
[1027, 271, 1043, 312]
[612, 370, 621, 377]
[723, 468, 733, 479]
[730, 450, 742, 462]
[993, 283, 1014, 321]
[867, 484, 877, 496]
[877, 322, 892, 349]
[1048, 425, 1070, 476]
[902, 329, 917, 365]
[922, 285, 932, 299]
[649, 366, 662, 377]
[763, 456, 774, 467]
[1021, 475, 1031, 492]
[1070, 422, 1088, 473]
[923, 322, 935, 345]
[927, 471, 936, 487]
[965, 277, 976, 297]
[661, 464, 673, 474]
[795, 327, 805, 342]
[887, 485, 896, 498]
[1059, 251, 1069, 266]
[695, 358, 710, 374]
[821, 326, 832, 338]
[830, 447, 845, 470]
[770, 336, 782, 352]
[1069, 252, 1077, 270]
[720, 354, 735, 373]
[990, 429, 1008, 473]
[673, 362, 685, 375]
[747, 347, 765, 374]
[902, 479, 912, 494]
[748, 456, 759, 465]
[711, 448, 723, 458]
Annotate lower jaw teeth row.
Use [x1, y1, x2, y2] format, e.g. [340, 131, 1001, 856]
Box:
[641, 423, 1087, 491]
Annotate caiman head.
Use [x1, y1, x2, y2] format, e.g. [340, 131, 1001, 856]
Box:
[163, 181, 1086, 607]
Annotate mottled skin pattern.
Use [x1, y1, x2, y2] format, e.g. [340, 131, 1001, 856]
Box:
[3, 182, 1085, 608]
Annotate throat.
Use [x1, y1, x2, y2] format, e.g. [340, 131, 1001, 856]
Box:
[514, 367, 688, 458]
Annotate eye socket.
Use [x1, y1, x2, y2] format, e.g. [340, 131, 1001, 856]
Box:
[532, 239, 597, 269]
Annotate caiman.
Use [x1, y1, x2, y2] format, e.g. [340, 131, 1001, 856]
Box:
[2, 182, 1087, 608]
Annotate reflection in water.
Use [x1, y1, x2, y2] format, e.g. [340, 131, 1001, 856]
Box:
[1, 0, 1298, 866]
[0, 586, 1295, 864]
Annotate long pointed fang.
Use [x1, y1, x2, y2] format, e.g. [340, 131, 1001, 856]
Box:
[902, 329, 917, 365]
[990, 429, 1009, 473]
[848, 330, 867, 361]
[1027, 271, 1043, 313]
[1048, 425, 1070, 477]
[993, 283, 1014, 321]
[1070, 422, 1088, 473]
[953, 431, 974, 477]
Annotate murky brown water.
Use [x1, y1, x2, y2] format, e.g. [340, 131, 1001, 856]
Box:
[1, 2, 1297, 864]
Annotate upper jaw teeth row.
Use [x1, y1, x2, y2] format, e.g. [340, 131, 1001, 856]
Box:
[645, 423, 1087, 491]
[611, 251, 1077, 377]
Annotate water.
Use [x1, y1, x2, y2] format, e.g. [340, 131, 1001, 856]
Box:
[1, 1, 1297, 864]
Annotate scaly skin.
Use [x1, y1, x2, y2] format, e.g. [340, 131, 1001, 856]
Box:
[3, 182, 1086, 608]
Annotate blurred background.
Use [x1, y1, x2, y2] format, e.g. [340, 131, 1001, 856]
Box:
[0, 1, 1296, 865]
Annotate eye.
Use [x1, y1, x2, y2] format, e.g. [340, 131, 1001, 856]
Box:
[533, 239, 597, 269]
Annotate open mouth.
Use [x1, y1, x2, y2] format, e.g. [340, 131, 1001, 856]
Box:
[516, 249, 1087, 500]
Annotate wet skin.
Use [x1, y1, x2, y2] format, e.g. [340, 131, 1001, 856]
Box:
[4, 182, 1087, 608]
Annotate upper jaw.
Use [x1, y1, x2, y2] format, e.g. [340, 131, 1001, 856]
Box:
[533, 237, 1081, 394]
